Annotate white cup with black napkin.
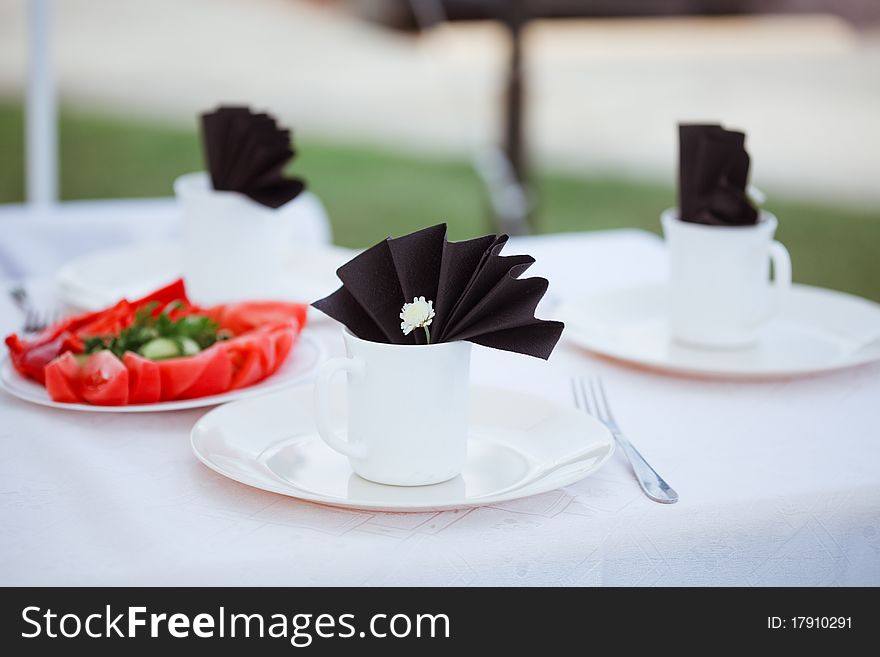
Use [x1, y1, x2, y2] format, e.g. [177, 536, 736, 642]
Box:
[311, 224, 564, 486]
[662, 124, 792, 349]
[175, 106, 329, 304]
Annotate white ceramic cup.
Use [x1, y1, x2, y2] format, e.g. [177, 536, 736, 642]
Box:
[661, 208, 792, 349]
[313, 329, 472, 486]
[174, 172, 332, 305]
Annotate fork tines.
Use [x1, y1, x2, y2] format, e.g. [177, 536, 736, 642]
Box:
[23, 308, 59, 334]
[571, 376, 615, 425]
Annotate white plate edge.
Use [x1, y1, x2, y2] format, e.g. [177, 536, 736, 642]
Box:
[189, 385, 616, 512]
[0, 333, 326, 413]
[559, 283, 880, 378]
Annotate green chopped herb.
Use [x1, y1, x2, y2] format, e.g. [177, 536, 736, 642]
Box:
[82, 300, 228, 360]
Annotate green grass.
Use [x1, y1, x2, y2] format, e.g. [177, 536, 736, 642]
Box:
[1, 99, 878, 300]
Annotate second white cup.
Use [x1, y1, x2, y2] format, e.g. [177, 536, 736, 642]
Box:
[661, 208, 792, 349]
[313, 330, 471, 486]
[174, 172, 332, 305]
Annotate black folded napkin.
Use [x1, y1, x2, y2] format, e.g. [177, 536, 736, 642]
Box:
[678, 123, 758, 226]
[313, 224, 564, 359]
[200, 106, 305, 209]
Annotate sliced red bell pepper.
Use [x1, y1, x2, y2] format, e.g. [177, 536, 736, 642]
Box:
[5, 331, 84, 384]
[131, 278, 190, 310]
[208, 301, 307, 335]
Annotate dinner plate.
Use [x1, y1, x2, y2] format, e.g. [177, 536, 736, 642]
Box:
[190, 385, 615, 512]
[0, 334, 325, 413]
[558, 284, 880, 379]
[56, 243, 355, 311]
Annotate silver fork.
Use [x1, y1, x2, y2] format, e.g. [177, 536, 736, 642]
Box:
[23, 307, 58, 333]
[9, 285, 58, 333]
[572, 376, 679, 504]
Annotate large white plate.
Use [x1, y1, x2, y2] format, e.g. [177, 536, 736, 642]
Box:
[0, 334, 325, 413]
[191, 385, 615, 512]
[56, 243, 355, 311]
[559, 284, 880, 379]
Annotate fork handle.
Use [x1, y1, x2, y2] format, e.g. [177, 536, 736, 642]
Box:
[614, 433, 679, 504]
[9, 285, 29, 312]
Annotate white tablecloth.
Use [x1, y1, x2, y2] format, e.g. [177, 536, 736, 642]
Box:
[2, 200, 879, 586]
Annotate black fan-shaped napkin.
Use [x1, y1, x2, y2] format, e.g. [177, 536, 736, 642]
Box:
[200, 106, 305, 209]
[312, 224, 564, 359]
[679, 123, 758, 226]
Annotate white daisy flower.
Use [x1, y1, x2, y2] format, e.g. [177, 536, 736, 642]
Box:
[400, 296, 435, 342]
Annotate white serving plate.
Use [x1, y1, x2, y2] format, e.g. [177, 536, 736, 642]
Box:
[0, 334, 325, 413]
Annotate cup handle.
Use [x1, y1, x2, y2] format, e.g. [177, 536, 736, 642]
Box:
[765, 240, 792, 319]
[313, 356, 368, 459]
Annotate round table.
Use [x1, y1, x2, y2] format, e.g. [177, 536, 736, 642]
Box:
[1, 200, 879, 585]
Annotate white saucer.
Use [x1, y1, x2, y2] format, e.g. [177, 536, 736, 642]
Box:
[56, 243, 355, 311]
[559, 284, 880, 379]
[0, 334, 324, 413]
[190, 385, 615, 512]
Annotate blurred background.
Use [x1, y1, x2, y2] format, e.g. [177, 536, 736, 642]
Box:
[1, 0, 878, 299]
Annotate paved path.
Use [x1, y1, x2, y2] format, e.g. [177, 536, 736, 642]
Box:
[1, 0, 878, 204]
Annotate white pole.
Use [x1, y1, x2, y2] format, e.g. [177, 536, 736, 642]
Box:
[26, 0, 58, 207]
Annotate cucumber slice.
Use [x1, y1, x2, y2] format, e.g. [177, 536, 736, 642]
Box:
[138, 337, 181, 361]
[178, 337, 201, 357]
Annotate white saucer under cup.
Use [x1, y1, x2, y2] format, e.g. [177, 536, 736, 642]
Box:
[190, 384, 615, 512]
[558, 284, 880, 379]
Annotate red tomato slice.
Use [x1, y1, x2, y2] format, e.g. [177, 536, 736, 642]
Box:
[252, 331, 276, 374]
[122, 352, 162, 404]
[222, 322, 301, 390]
[44, 352, 81, 403]
[156, 347, 233, 400]
[269, 325, 296, 366]
[80, 351, 129, 406]
[156, 355, 204, 400]
[173, 347, 232, 400]
[226, 342, 264, 391]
